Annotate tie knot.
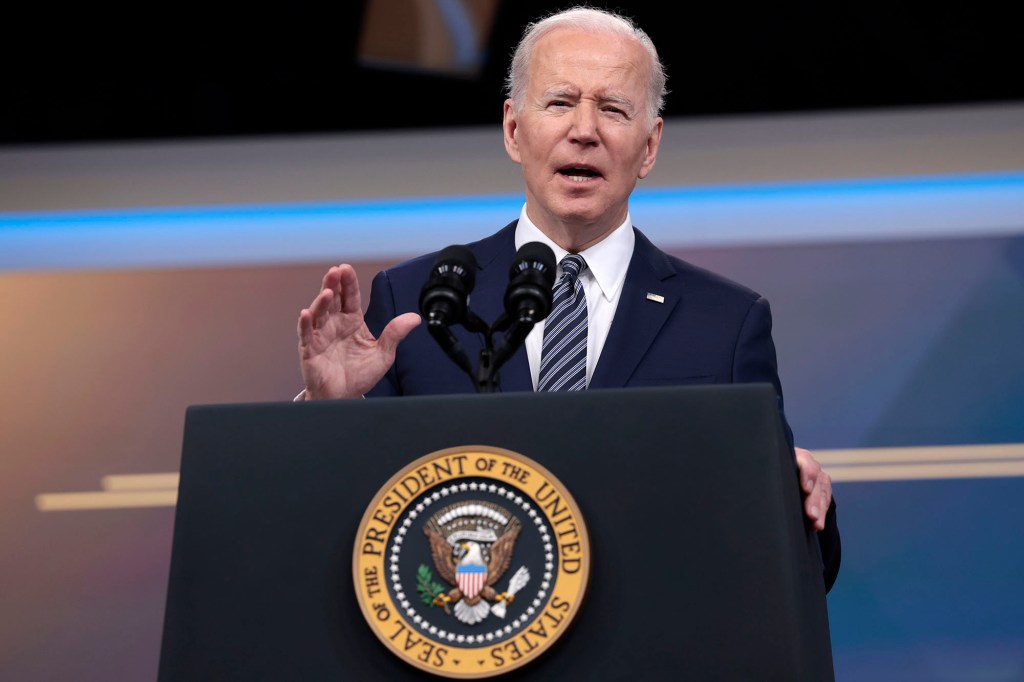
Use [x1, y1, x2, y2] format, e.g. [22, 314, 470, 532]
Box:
[559, 254, 586, 281]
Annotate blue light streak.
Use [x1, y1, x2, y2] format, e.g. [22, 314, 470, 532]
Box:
[2, 172, 1022, 272]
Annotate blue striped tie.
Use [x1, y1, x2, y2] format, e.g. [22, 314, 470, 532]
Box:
[538, 254, 588, 391]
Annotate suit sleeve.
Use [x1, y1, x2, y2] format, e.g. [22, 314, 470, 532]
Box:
[734, 296, 842, 593]
[733, 296, 792, 446]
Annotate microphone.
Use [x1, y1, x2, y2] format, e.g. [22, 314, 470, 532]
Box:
[490, 242, 556, 369]
[419, 245, 478, 375]
[419, 245, 477, 326]
[504, 241, 556, 325]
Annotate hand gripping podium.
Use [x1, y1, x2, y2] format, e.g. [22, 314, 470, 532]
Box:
[159, 384, 834, 681]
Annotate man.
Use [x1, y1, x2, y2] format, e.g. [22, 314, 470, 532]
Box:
[296, 6, 839, 590]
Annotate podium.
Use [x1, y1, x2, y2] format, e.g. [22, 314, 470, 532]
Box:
[159, 384, 834, 681]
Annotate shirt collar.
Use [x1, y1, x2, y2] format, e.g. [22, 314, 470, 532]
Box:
[513, 205, 635, 302]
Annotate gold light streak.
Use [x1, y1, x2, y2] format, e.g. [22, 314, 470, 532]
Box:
[817, 443, 1024, 482]
[36, 473, 179, 511]
[102, 473, 180, 491]
[33, 444, 1024, 511]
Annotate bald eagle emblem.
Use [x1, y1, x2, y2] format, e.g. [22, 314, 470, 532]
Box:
[419, 500, 530, 625]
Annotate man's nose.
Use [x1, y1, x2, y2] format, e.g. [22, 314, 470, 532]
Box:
[569, 103, 599, 143]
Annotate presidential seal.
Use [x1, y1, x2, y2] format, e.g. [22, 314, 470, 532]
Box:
[353, 446, 590, 678]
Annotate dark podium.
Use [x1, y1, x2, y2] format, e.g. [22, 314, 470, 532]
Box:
[159, 384, 833, 681]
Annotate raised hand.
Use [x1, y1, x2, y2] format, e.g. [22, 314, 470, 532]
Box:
[297, 264, 420, 400]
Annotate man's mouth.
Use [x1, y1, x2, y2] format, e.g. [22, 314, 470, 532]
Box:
[558, 166, 601, 182]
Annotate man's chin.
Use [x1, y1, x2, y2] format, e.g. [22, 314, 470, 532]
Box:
[549, 196, 606, 224]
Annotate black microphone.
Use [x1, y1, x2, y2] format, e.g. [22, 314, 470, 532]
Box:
[419, 245, 477, 327]
[490, 242, 556, 369]
[504, 241, 556, 325]
[419, 245, 478, 376]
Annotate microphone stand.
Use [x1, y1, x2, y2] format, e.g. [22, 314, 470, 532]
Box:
[462, 311, 506, 394]
[463, 311, 518, 394]
[428, 308, 539, 393]
[473, 309, 542, 394]
[424, 300, 530, 393]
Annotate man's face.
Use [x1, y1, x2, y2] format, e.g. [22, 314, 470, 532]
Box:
[503, 28, 663, 249]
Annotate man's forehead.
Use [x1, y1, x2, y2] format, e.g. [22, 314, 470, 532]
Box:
[529, 30, 647, 83]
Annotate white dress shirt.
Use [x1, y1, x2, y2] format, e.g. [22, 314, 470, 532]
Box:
[513, 206, 636, 389]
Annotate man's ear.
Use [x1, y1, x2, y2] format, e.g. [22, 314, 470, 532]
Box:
[637, 117, 663, 180]
[503, 99, 522, 164]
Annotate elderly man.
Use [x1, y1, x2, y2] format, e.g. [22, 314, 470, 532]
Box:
[296, 6, 839, 590]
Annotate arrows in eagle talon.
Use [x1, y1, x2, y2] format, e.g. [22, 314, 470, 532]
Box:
[491, 566, 530, 619]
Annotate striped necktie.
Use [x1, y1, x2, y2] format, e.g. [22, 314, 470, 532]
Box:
[538, 254, 588, 391]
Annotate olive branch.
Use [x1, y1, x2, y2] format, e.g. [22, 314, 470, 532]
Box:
[416, 564, 448, 607]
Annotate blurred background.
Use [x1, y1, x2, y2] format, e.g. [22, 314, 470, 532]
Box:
[4, 0, 1022, 145]
[2, 1, 1023, 680]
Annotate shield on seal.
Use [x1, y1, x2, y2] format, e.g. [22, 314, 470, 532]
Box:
[456, 562, 487, 599]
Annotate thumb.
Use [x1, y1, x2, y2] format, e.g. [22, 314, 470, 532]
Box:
[378, 313, 422, 355]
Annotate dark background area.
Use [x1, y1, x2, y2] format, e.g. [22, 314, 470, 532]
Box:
[3, 1, 1020, 147]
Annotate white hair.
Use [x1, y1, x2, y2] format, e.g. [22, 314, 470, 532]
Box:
[504, 6, 668, 128]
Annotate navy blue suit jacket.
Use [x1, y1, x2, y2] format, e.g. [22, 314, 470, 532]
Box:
[363, 221, 840, 590]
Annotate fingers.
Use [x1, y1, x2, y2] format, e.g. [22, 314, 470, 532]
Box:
[795, 447, 832, 532]
[335, 264, 364, 315]
[297, 307, 313, 343]
[297, 288, 333, 348]
[805, 471, 832, 531]
[299, 265, 362, 334]
[794, 447, 819, 494]
[301, 268, 338, 334]
[308, 288, 335, 328]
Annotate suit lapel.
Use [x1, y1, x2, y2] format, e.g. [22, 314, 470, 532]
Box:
[590, 229, 679, 389]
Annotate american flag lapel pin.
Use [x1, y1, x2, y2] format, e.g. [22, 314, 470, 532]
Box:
[646, 292, 665, 303]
